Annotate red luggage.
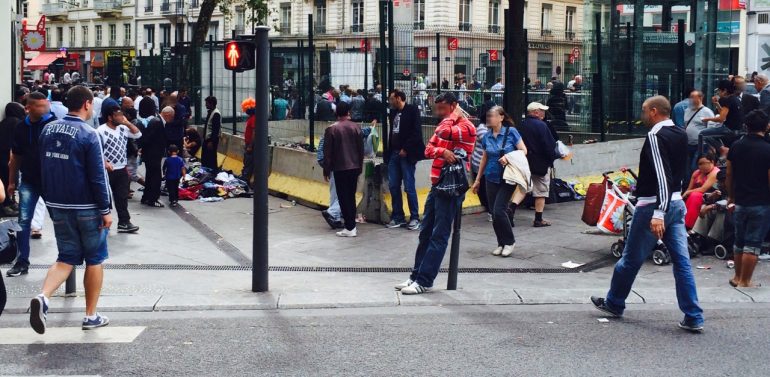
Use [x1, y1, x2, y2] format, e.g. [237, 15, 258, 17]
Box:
[581, 179, 607, 226]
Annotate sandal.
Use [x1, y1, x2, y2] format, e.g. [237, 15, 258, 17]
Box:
[533, 220, 552, 227]
[144, 201, 165, 208]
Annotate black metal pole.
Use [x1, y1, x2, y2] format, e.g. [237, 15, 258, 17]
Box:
[232, 30, 238, 135]
[65, 269, 76, 295]
[298, 39, 304, 119]
[626, 22, 632, 134]
[364, 39, 369, 92]
[594, 12, 606, 142]
[252, 26, 270, 293]
[209, 35, 214, 97]
[379, 0, 389, 148]
[387, 0, 395, 94]
[436, 32, 441, 95]
[308, 14, 315, 151]
[446, 209, 462, 290]
[677, 19, 686, 102]
[523, 28, 529, 115]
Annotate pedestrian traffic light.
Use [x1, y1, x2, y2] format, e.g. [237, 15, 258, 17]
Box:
[224, 41, 256, 72]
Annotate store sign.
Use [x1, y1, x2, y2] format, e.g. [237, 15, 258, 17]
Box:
[417, 47, 428, 59]
[448, 37, 459, 50]
[488, 49, 499, 61]
[360, 39, 370, 52]
[91, 51, 105, 68]
[22, 16, 46, 52]
[527, 42, 550, 50]
[643, 32, 695, 44]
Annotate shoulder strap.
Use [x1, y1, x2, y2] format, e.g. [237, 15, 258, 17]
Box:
[685, 106, 704, 128]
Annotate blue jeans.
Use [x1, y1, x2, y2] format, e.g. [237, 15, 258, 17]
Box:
[48, 208, 109, 266]
[733, 205, 770, 256]
[605, 201, 704, 325]
[327, 173, 341, 221]
[388, 152, 419, 222]
[14, 182, 42, 268]
[410, 189, 465, 287]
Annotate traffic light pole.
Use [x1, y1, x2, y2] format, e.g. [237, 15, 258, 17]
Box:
[232, 30, 238, 135]
[252, 26, 270, 293]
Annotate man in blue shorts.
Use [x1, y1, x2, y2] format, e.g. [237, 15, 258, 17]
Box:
[29, 85, 113, 334]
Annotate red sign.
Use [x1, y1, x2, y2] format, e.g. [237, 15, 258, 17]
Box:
[488, 49, 499, 61]
[402, 68, 411, 77]
[360, 39, 370, 52]
[447, 37, 459, 51]
[416, 47, 428, 59]
[22, 16, 47, 52]
[571, 47, 580, 59]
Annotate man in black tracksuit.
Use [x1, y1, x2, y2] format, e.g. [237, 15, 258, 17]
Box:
[592, 95, 704, 333]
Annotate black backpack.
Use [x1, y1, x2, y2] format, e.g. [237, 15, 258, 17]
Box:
[0, 220, 20, 265]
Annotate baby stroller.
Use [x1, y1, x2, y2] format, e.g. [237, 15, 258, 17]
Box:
[601, 170, 697, 265]
[689, 199, 734, 260]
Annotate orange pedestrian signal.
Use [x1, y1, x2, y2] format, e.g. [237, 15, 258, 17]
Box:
[224, 41, 256, 72]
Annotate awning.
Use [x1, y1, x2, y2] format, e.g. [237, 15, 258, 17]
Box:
[26, 52, 60, 70]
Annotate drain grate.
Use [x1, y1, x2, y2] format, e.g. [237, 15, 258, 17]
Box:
[12, 256, 613, 274]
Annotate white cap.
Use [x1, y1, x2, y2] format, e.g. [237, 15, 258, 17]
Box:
[526, 102, 549, 112]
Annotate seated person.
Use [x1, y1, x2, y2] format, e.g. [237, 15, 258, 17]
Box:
[692, 170, 732, 247]
[184, 127, 202, 159]
[684, 153, 719, 229]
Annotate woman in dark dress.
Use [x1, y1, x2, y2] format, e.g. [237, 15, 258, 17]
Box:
[201, 96, 222, 170]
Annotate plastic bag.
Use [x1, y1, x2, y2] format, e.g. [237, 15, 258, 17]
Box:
[597, 188, 628, 234]
[362, 125, 380, 159]
[435, 161, 470, 199]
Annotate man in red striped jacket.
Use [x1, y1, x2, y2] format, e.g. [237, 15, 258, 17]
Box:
[395, 92, 477, 295]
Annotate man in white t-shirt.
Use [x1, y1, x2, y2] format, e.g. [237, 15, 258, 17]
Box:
[684, 90, 716, 170]
[97, 105, 142, 233]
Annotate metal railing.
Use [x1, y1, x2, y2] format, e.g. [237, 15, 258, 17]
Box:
[41, 2, 71, 16]
[160, 1, 185, 15]
[94, 0, 121, 12]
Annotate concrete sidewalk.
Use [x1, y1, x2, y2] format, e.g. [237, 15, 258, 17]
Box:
[2, 194, 769, 314]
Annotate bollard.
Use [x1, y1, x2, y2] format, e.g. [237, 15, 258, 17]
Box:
[65, 269, 76, 296]
[252, 26, 270, 293]
[446, 208, 463, 290]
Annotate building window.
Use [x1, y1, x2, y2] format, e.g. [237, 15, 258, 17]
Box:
[22, 1, 28, 18]
[315, 1, 327, 34]
[145, 0, 153, 13]
[235, 7, 246, 34]
[69, 27, 75, 47]
[144, 25, 155, 47]
[160, 24, 171, 46]
[95, 25, 102, 47]
[537, 52, 553, 82]
[488, 0, 500, 33]
[351, 0, 364, 33]
[280, 3, 291, 34]
[82, 26, 88, 47]
[459, 0, 472, 31]
[565, 6, 575, 39]
[109, 24, 117, 46]
[45, 27, 50, 47]
[414, 0, 425, 30]
[208, 21, 219, 40]
[56, 27, 63, 47]
[124, 24, 131, 46]
[541, 4, 552, 36]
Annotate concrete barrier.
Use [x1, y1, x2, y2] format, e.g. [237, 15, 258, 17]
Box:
[554, 138, 644, 179]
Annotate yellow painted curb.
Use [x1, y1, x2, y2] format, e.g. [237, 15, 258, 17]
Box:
[268, 171, 363, 207]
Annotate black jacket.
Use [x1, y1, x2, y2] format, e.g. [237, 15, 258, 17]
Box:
[635, 120, 688, 215]
[742, 93, 760, 115]
[385, 104, 425, 164]
[517, 115, 558, 176]
[140, 118, 167, 160]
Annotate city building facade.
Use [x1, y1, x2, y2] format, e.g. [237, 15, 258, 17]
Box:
[746, 0, 770, 76]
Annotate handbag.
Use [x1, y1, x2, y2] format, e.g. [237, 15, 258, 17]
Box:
[435, 125, 471, 198]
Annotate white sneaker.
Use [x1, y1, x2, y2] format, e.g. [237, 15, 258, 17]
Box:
[394, 279, 414, 291]
[759, 254, 770, 261]
[501, 244, 515, 257]
[336, 228, 357, 237]
[400, 281, 430, 295]
[491, 246, 503, 256]
[487, 213, 494, 222]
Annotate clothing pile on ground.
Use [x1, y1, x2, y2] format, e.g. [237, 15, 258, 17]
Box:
[176, 162, 252, 202]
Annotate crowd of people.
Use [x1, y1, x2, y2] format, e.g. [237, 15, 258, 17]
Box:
[0, 80, 227, 332]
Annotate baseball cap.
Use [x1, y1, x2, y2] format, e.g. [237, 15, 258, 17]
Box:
[526, 102, 549, 112]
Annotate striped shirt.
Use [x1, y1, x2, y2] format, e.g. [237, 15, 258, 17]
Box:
[425, 112, 477, 185]
[471, 123, 488, 173]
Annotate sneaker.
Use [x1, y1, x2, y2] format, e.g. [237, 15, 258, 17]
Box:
[0, 206, 19, 217]
[6, 264, 29, 277]
[487, 213, 493, 222]
[82, 313, 110, 330]
[29, 294, 49, 335]
[678, 320, 704, 333]
[400, 281, 431, 295]
[407, 219, 420, 231]
[590, 296, 622, 318]
[501, 244, 516, 257]
[759, 254, 770, 261]
[30, 230, 42, 239]
[333, 221, 345, 229]
[117, 222, 140, 233]
[336, 228, 358, 237]
[386, 219, 407, 229]
[491, 246, 503, 256]
[394, 279, 414, 291]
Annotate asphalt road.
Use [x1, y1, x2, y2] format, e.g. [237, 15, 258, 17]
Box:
[1, 303, 768, 376]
